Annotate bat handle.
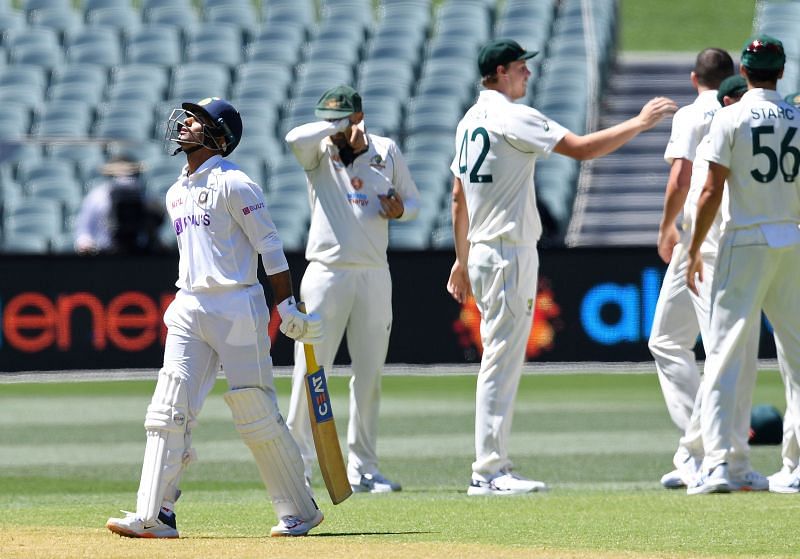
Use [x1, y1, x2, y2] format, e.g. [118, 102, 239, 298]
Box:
[296, 302, 320, 371]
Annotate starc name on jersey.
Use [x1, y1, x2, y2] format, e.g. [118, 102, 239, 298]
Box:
[751, 106, 795, 120]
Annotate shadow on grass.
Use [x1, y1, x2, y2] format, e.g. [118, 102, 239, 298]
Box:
[188, 530, 437, 539]
[313, 530, 437, 537]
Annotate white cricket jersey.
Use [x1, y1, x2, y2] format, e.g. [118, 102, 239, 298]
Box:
[664, 90, 723, 252]
[450, 89, 568, 246]
[285, 120, 420, 267]
[165, 155, 288, 291]
[702, 88, 800, 232]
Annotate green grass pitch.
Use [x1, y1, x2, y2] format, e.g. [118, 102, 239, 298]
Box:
[1, 369, 797, 558]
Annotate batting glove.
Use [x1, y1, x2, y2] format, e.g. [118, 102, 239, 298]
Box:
[277, 297, 323, 344]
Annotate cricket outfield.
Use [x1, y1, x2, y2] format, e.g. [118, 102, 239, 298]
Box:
[1, 368, 795, 558]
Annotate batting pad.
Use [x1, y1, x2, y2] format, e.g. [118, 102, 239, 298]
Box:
[136, 368, 196, 523]
[224, 387, 319, 521]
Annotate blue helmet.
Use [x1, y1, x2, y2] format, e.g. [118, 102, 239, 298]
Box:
[179, 97, 243, 156]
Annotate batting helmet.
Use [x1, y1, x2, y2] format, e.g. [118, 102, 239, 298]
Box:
[182, 97, 243, 156]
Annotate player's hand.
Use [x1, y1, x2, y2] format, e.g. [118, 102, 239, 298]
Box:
[278, 297, 323, 344]
[347, 118, 367, 152]
[378, 189, 404, 219]
[686, 249, 703, 296]
[447, 261, 472, 304]
[638, 97, 678, 130]
[657, 223, 680, 264]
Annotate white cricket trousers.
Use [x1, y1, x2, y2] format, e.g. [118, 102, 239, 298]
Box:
[648, 242, 756, 474]
[701, 230, 800, 472]
[158, 285, 281, 504]
[286, 261, 393, 483]
[468, 240, 538, 478]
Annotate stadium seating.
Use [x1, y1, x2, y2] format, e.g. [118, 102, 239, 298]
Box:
[0, 0, 625, 253]
[756, 1, 800, 96]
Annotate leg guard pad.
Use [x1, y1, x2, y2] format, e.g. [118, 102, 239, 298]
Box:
[136, 368, 196, 523]
[224, 387, 319, 521]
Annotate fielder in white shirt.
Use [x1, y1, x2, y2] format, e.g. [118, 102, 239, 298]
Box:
[106, 97, 325, 538]
[447, 38, 676, 495]
[285, 85, 420, 494]
[649, 51, 764, 491]
[686, 35, 800, 494]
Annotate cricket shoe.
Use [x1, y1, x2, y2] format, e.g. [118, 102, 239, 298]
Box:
[467, 470, 548, 496]
[769, 465, 800, 494]
[686, 463, 732, 495]
[351, 472, 402, 493]
[731, 469, 768, 492]
[660, 456, 701, 489]
[106, 510, 178, 538]
[270, 510, 324, 537]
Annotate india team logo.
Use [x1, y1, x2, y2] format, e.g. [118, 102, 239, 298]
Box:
[351, 177, 363, 190]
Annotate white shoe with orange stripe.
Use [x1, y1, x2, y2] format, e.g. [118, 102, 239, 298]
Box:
[106, 510, 179, 538]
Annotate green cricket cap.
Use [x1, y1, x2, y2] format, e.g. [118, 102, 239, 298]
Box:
[749, 404, 783, 445]
[716, 75, 747, 105]
[478, 38, 538, 76]
[741, 34, 785, 70]
[785, 91, 800, 107]
[314, 85, 362, 119]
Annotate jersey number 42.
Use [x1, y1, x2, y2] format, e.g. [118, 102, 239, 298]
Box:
[458, 127, 494, 183]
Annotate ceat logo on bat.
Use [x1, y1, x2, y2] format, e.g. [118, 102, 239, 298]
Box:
[306, 369, 334, 423]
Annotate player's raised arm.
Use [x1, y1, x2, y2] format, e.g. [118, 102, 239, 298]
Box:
[554, 97, 677, 161]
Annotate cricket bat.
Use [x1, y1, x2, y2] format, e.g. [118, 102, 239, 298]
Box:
[299, 305, 352, 504]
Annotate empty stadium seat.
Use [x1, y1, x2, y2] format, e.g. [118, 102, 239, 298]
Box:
[4, 197, 63, 240]
[144, 4, 199, 36]
[1, 231, 51, 253]
[170, 62, 231, 100]
[22, 0, 70, 13]
[125, 24, 181, 67]
[84, 0, 132, 10]
[205, 4, 257, 40]
[65, 28, 123, 66]
[26, 175, 83, 214]
[29, 6, 82, 39]
[86, 6, 142, 36]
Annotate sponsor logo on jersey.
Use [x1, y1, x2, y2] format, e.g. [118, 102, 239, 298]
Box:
[369, 154, 385, 169]
[347, 192, 368, 207]
[242, 202, 265, 215]
[171, 199, 183, 208]
[174, 213, 211, 235]
[198, 190, 209, 205]
[351, 177, 363, 190]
